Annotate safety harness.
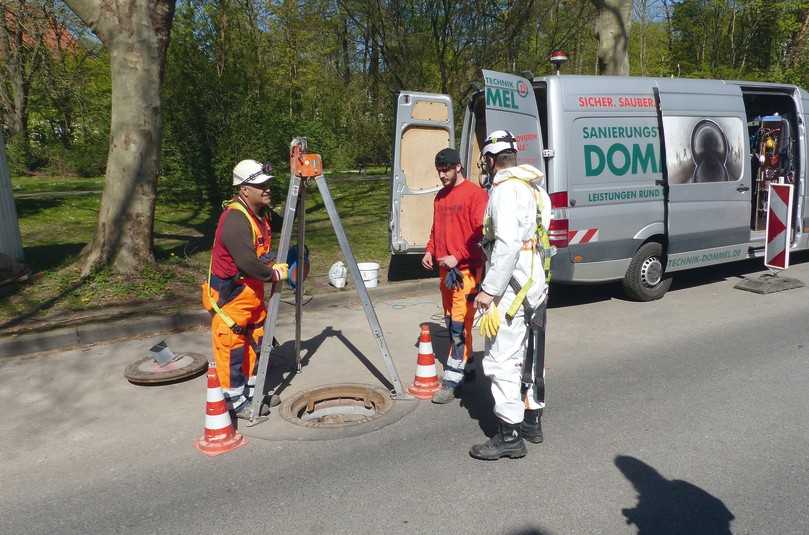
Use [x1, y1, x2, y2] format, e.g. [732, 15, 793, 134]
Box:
[205, 200, 266, 334]
[480, 166, 553, 321]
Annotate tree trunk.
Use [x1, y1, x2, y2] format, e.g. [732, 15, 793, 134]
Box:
[63, 0, 175, 276]
[340, 15, 351, 85]
[592, 0, 632, 75]
[11, 73, 32, 167]
[0, 131, 24, 262]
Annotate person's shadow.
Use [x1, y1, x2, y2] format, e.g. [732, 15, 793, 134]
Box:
[615, 455, 735, 535]
[423, 321, 498, 436]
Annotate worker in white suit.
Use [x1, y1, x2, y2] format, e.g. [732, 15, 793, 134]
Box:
[470, 130, 552, 460]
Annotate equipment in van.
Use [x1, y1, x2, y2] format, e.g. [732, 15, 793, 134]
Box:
[390, 70, 809, 302]
[752, 114, 795, 230]
[246, 138, 407, 423]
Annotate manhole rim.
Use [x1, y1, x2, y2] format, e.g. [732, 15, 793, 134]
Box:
[279, 383, 394, 429]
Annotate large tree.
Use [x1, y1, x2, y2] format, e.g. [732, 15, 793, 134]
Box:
[593, 0, 632, 75]
[0, 1, 47, 169]
[63, 0, 175, 275]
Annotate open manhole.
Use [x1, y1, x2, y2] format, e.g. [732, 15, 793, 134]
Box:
[281, 384, 393, 428]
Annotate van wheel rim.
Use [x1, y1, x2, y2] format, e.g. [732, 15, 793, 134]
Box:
[640, 257, 663, 287]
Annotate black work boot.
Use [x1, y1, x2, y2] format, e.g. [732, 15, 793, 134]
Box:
[469, 420, 527, 460]
[520, 408, 544, 444]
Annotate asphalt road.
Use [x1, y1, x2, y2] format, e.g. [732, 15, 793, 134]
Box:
[2, 257, 808, 534]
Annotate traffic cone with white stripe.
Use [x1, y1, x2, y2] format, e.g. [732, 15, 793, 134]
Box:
[408, 324, 441, 399]
[194, 361, 247, 456]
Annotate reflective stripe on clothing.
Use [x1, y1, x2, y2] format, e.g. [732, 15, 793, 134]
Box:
[211, 311, 264, 408]
[207, 199, 271, 404]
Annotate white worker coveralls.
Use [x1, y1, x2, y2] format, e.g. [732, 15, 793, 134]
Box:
[480, 164, 551, 425]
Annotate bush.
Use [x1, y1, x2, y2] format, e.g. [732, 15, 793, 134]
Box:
[4, 137, 30, 176]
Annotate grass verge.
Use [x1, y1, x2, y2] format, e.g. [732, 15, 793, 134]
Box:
[1, 174, 393, 326]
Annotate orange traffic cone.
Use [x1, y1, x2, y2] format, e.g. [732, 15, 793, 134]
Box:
[408, 324, 441, 399]
[194, 361, 247, 456]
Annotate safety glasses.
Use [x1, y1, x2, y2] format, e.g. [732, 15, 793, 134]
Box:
[244, 182, 272, 191]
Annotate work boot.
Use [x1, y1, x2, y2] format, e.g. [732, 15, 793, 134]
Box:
[520, 408, 544, 444]
[469, 420, 527, 460]
[233, 399, 272, 420]
[431, 384, 458, 404]
[266, 393, 282, 408]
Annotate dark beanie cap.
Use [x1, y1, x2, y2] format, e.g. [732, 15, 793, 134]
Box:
[435, 148, 461, 168]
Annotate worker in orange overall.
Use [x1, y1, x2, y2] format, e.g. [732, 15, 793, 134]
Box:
[422, 148, 489, 404]
[202, 159, 288, 419]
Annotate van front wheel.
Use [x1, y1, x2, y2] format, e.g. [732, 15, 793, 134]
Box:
[622, 242, 672, 301]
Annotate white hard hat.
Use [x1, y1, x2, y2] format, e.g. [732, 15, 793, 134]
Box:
[233, 159, 274, 186]
[481, 130, 518, 156]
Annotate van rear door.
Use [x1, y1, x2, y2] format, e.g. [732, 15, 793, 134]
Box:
[482, 70, 544, 174]
[655, 79, 752, 271]
[390, 92, 454, 254]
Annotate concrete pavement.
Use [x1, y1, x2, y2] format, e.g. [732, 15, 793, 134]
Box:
[1, 257, 809, 534]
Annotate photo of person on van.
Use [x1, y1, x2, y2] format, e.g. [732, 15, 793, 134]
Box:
[664, 117, 744, 184]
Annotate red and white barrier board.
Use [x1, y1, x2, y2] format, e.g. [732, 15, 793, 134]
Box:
[765, 183, 794, 270]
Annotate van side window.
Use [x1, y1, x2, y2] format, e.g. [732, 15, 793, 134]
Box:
[662, 117, 745, 184]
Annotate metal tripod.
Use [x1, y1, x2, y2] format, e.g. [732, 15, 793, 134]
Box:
[249, 154, 407, 423]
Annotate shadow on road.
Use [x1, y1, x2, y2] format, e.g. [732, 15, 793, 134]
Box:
[263, 325, 393, 400]
[421, 321, 498, 436]
[387, 254, 439, 282]
[505, 527, 554, 535]
[615, 455, 734, 535]
[546, 249, 809, 309]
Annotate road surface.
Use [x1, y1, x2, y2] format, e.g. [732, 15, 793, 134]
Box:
[2, 257, 808, 534]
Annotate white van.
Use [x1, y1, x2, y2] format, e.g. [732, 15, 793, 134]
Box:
[390, 70, 809, 300]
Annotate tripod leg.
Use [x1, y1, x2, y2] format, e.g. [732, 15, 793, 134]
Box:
[314, 175, 407, 397]
[295, 185, 305, 373]
[250, 176, 300, 422]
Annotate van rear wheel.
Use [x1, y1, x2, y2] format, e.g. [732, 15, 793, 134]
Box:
[622, 242, 672, 301]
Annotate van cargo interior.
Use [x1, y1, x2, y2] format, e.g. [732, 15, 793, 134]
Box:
[742, 89, 801, 234]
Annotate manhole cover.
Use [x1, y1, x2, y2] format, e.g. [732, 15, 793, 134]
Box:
[281, 384, 393, 428]
[124, 352, 208, 385]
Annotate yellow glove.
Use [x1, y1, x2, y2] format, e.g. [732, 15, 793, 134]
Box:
[271, 263, 289, 282]
[478, 303, 500, 339]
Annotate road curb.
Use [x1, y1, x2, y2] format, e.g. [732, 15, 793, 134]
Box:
[0, 277, 437, 359]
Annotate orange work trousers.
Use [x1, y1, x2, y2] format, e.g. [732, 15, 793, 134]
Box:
[208, 276, 266, 409]
[439, 266, 480, 386]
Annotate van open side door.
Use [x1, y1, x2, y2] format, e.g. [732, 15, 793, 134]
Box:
[654, 79, 752, 271]
[800, 89, 809, 234]
[390, 92, 454, 253]
[482, 70, 545, 174]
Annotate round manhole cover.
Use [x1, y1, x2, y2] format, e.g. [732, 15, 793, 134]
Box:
[281, 384, 394, 428]
[124, 352, 208, 385]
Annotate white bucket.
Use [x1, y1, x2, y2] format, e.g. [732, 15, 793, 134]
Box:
[357, 262, 380, 288]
